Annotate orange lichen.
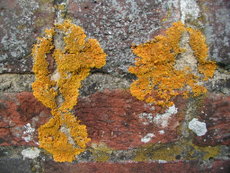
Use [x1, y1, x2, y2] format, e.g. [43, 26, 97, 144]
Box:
[38, 112, 90, 162]
[188, 28, 216, 80]
[32, 20, 106, 162]
[129, 21, 216, 107]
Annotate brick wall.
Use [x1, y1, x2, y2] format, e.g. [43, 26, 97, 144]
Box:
[0, 0, 229, 173]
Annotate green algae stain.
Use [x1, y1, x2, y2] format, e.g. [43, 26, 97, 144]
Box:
[134, 143, 183, 162]
[134, 140, 221, 162]
[90, 143, 113, 162]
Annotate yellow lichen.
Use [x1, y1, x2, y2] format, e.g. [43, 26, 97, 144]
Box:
[32, 20, 106, 162]
[90, 143, 112, 162]
[134, 140, 220, 161]
[129, 21, 216, 107]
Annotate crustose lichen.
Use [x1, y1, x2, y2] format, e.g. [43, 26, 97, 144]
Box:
[129, 21, 216, 107]
[32, 20, 106, 162]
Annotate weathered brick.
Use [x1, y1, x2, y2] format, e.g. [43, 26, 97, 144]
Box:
[193, 94, 230, 146]
[0, 90, 185, 149]
[0, 92, 50, 146]
[75, 89, 185, 149]
[67, 0, 181, 75]
[199, 0, 230, 67]
[0, 0, 55, 73]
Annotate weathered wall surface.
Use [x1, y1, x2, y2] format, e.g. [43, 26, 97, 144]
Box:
[0, 0, 230, 172]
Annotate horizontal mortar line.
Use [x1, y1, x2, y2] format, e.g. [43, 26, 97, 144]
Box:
[0, 72, 34, 76]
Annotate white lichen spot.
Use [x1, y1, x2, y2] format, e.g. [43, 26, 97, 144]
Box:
[158, 130, 165, 135]
[21, 147, 40, 159]
[180, 0, 200, 23]
[188, 118, 207, 136]
[153, 105, 178, 128]
[141, 133, 155, 143]
[22, 123, 35, 142]
[158, 160, 167, 163]
[138, 112, 154, 125]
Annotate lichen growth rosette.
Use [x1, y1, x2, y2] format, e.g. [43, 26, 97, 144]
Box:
[32, 20, 106, 162]
[129, 22, 216, 107]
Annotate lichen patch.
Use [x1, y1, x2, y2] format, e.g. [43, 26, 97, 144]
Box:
[22, 123, 35, 143]
[21, 147, 40, 160]
[129, 21, 216, 107]
[188, 118, 207, 136]
[32, 20, 106, 162]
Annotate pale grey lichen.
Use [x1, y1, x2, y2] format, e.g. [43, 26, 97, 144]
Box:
[21, 147, 40, 159]
[188, 118, 207, 136]
[22, 123, 35, 143]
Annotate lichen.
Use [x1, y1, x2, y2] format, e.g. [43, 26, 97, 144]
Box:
[134, 143, 182, 162]
[90, 143, 112, 162]
[32, 20, 106, 162]
[189, 143, 220, 160]
[134, 140, 220, 161]
[129, 21, 216, 107]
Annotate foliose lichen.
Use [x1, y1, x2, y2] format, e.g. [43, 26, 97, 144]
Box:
[129, 21, 216, 107]
[32, 20, 106, 162]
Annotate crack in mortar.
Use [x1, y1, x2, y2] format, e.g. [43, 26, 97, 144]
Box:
[51, 0, 69, 106]
[174, 32, 199, 76]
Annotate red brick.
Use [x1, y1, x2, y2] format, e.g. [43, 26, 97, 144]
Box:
[75, 89, 185, 150]
[0, 92, 50, 146]
[193, 94, 230, 146]
[0, 90, 185, 149]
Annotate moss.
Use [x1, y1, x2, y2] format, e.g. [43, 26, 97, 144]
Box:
[151, 145, 183, 161]
[129, 21, 216, 108]
[134, 140, 221, 161]
[32, 20, 106, 162]
[134, 143, 183, 161]
[133, 144, 152, 161]
[189, 142, 220, 160]
[90, 143, 113, 162]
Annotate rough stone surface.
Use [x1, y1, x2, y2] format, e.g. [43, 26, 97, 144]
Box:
[0, 158, 32, 173]
[1, 0, 229, 74]
[0, 0, 55, 73]
[199, 0, 230, 67]
[0, 74, 34, 92]
[205, 70, 230, 95]
[193, 94, 230, 146]
[67, 0, 181, 76]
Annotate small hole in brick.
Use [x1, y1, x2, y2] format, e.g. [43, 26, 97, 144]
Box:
[175, 155, 181, 160]
[209, 157, 214, 160]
